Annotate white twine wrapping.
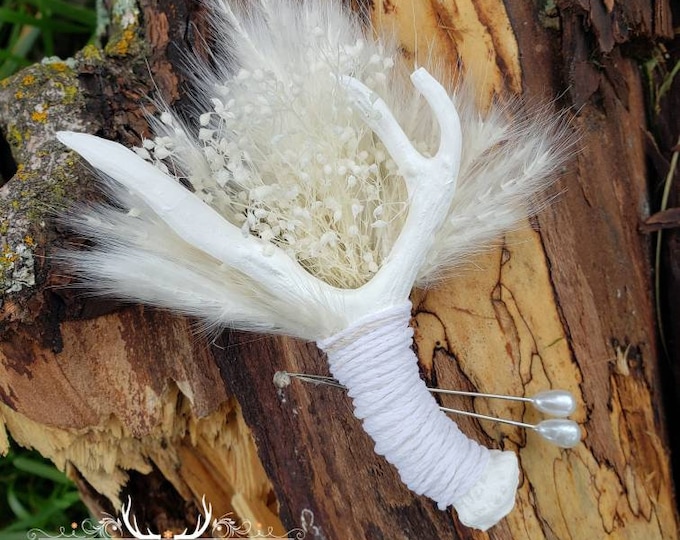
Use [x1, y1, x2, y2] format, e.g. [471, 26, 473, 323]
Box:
[317, 301, 519, 530]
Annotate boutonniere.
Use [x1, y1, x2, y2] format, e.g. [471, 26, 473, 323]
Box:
[57, 0, 577, 529]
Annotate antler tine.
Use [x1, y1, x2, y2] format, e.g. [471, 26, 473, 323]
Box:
[339, 75, 427, 195]
[347, 68, 462, 303]
[120, 496, 161, 539]
[56, 132, 334, 306]
[409, 68, 462, 164]
[175, 496, 213, 539]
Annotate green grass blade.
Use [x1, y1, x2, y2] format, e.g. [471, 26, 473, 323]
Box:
[1, 501, 77, 533]
[0, 8, 91, 33]
[6, 483, 30, 520]
[656, 60, 680, 110]
[0, 49, 32, 63]
[1, 485, 84, 532]
[0, 25, 41, 79]
[654, 138, 679, 359]
[11, 457, 70, 484]
[11, 24, 42, 57]
[22, 0, 96, 26]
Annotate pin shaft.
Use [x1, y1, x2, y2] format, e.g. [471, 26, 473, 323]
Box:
[439, 406, 535, 430]
[429, 388, 533, 404]
[281, 372, 537, 427]
[277, 371, 581, 448]
[284, 372, 531, 404]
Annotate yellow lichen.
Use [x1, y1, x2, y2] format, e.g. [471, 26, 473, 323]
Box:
[31, 103, 47, 124]
[14, 90, 25, 99]
[23, 236, 35, 248]
[106, 27, 136, 56]
[31, 110, 48, 123]
[48, 62, 69, 73]
[13, 165, 28, 182]
[21, 74, 36, 86]
[1, 245, 18, 265]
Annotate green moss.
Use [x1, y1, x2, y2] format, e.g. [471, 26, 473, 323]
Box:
[5, 124, 23, 149]
[54, 82, 79, 105]
[80, 44, 103, 62]
[0, 4, 149, 295]
[539, 0, 560, 30]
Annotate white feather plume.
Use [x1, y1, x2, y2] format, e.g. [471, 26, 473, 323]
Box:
[59, 0, 574, 338]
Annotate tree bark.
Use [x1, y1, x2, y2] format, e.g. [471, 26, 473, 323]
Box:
[0, 0, 677, 538]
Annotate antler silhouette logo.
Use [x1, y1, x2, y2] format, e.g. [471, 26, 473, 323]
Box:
[120, 496, 213, 539]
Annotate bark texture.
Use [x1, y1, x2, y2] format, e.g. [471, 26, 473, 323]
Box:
[0, 0, 677, 538]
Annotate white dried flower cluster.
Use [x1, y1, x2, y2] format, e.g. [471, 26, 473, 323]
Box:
[134, 32, 411, 288]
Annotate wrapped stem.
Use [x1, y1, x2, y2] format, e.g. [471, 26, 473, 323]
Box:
[317, 302, 519, 530]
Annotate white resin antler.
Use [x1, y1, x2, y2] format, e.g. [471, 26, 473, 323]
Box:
[58, 68, 459, 326]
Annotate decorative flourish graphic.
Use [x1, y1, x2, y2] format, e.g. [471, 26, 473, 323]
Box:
[121, 496, 213, 539]
[25, 496, 307, 539]
[27, 514, 123, 539]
